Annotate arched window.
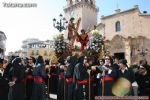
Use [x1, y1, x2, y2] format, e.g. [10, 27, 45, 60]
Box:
[90, 0, 93, 5]
[69, 0, 73, 5]
[116, 21, 121, 32]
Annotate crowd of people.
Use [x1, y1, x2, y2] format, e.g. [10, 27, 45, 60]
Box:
[0, 52, 150, 100]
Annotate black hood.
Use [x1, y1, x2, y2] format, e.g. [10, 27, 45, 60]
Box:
[65, 56, 75, 77]
[36, 56, 44, 65]
[77, 55, 84, 64]
[66, 56, 73, 64]
[12, 57, 22, 67]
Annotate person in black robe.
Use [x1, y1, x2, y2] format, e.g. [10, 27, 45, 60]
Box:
[96, 58, 104, 96]
[0, 58, 9, 100]
[113, 57, 120, 70]
[48, 55, 59, 95]
[57, 56, 65, 100]
[4, 55, 16, 81]
[88, 56, 101, 99]
[98, 56, 117, 96]
[44, 59, 51, 99]
[116, 59, 135, 96]
[25, 56, 35, 100]
[31, 56, 46, 100]
[73, 55, 89, 100]
[8, 57, 26, 100]
[65, 56, 75, 100]
[2, 56, 16, 100]
[0, 71, 9, 100]
[135, 60, 150, 98]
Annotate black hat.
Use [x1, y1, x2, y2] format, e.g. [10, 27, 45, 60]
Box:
[119, 59, 127, 66]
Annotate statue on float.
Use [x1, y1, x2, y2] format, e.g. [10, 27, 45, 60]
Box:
[67, 17, 81, 48]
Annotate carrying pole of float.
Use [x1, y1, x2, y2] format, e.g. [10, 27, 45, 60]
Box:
[102, 71, 104, 96]
[101, 45, 105, 97]
[88, 70, 91, 100]
[47, 77, 50, 99]
[64, 76, 66, 100]
[48, 67, 50, 99]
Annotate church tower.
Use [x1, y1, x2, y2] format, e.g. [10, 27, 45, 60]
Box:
[64, 0, 98, 32]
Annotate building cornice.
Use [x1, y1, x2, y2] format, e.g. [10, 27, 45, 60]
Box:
[63, 1, 98, 13]
[101, 7, 140, 20]
[139, 14, 150, 16]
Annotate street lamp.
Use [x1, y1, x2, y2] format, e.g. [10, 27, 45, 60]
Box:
[53, 14, 68, 32]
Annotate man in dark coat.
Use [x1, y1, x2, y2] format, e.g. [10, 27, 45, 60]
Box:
[1, 56, 16, 100]
[73, 55, 89, 100]
[8, 57, 26, 100]
[4, 55, 16, 81]
[0, 71, 9, 100]
[32, 56, 46, 100]
[116, 59, 135, 96]
[0, 58, 9, 100]
[135, 60, 150, 98]
[65, 56, 74, 100]
[98, 56, 117, 96]
[25, 56, 35, 100]
[48, 55, 59, 95]
[57, 56, 65, 100]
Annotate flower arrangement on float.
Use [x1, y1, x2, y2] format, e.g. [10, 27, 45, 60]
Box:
[86, 29, 106, 52]
[53, 33, 67, 55]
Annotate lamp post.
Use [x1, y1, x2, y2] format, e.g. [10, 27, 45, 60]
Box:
[53, 14, 68, 32]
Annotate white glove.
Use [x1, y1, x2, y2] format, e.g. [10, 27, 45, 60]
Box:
[8, 81, 15, 87]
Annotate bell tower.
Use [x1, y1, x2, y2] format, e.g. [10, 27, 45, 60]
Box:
[64, 0, 98, 32]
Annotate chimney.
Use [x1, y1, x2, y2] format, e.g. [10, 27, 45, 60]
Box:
[143, 11, 147, 14]
[115, 9, 121, 13]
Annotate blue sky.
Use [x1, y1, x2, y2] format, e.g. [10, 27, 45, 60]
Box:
[97, 0, 150, 18]
[0, 0, 149, 54]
